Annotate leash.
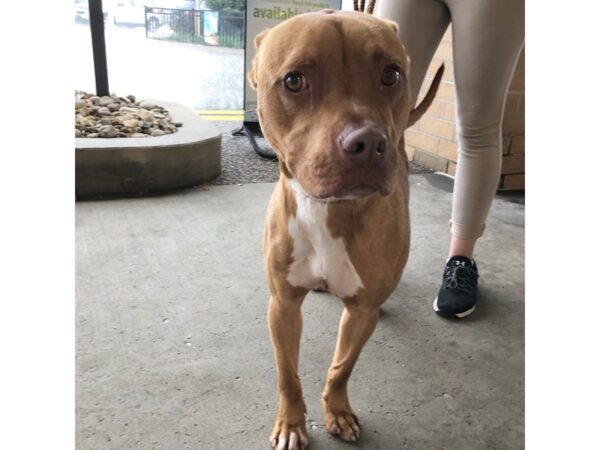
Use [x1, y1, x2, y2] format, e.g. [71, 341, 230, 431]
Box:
[354, 0, 376, 14]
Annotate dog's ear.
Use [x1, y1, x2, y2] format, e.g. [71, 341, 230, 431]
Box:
[382, 19, 399, 34]
[408, 64, 444, 127]
[254, 28, 270, 48]
[247, 64, 258, 90]
[247, 28, 271, 90]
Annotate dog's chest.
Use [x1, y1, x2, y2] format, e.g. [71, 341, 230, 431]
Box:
[286, 193, 364, 298]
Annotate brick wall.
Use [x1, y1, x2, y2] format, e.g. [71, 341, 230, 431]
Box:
[405, 27, 525, 190]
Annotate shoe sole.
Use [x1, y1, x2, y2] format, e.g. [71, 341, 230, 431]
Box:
[433, 296, 476, 319]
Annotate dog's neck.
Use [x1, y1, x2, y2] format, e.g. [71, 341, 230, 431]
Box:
[287, 178, 377, 205]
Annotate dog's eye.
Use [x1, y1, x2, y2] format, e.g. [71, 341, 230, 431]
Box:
[382, 66, 401, 87]
[283, 72, 306, 92]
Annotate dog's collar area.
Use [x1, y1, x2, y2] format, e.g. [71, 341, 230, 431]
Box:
[288, 178, 375, 203]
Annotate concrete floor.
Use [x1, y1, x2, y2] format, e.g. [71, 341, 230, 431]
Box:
[76, 175, 524, 450]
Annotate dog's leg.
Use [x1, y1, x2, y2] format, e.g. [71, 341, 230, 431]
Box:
[322, 303, 379, 442]
[268, 290, 309, 450]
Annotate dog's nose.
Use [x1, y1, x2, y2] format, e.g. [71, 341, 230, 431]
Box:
[338, 125, 388, 165]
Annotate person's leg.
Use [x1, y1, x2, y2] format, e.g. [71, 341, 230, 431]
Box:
[374, 0, 450, 107]
[434, 0, 524, 318]
[449, 235, 476, 259]
[448, 0, 524, 245]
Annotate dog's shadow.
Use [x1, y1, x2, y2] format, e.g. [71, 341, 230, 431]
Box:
[379, 285, 495, 323]
[305, 284, 500, 449]
[306, 426, 401, 450]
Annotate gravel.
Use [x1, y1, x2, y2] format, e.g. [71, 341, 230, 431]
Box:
[210, 122, 280, 185]
[75, 91, 182, 138]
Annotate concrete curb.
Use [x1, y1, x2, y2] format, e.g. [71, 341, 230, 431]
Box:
[75, 101, 221, 199]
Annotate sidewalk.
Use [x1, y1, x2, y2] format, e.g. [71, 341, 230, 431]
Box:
[76, 175, 524, 449]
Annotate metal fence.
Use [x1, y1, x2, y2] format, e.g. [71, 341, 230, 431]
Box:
[144, 7, 244, 49]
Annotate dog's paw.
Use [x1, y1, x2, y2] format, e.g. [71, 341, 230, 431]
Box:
[324, 408, 360, 442]
[269, 418, 309, 450]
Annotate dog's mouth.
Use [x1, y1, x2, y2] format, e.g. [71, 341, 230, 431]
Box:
[290, 162, 395, 202]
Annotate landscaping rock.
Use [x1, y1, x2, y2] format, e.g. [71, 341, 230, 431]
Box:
[99, 96, 114, 106]
[138, 109, 154, 122]
[122, 119, 139, 128]
[139, 101, 157, 109]
[99, 126, 118, 138]
[119, 106, 139, 115]
[75, 91, 181, 138]
[81, 118, 96, 128]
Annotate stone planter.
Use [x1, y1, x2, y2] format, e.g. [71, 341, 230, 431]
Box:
[76, 101, 221, 199]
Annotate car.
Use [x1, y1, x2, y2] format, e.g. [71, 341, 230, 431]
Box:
[110, 0, 199, 29]
[110, 0, 155, 27]
[75, 0, 109, 23]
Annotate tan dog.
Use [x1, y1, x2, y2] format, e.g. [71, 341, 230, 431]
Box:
[248, 9, 443, 450]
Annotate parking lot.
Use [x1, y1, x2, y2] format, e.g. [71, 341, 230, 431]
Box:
[74, 22, 245, 110]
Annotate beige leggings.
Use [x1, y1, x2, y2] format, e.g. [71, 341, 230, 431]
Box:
[376, 0, 525, 240]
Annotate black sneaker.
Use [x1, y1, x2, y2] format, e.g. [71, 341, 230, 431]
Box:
[433, 256, 479, 319]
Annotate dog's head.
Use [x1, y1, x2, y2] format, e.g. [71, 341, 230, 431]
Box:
[248, 10, 442, 200]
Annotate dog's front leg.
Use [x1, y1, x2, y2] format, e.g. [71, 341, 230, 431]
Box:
[268, 289, 309, 450]
[322, 303, 380, 442]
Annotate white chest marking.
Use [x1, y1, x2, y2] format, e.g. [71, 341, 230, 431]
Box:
[286, 182, 364, 298]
